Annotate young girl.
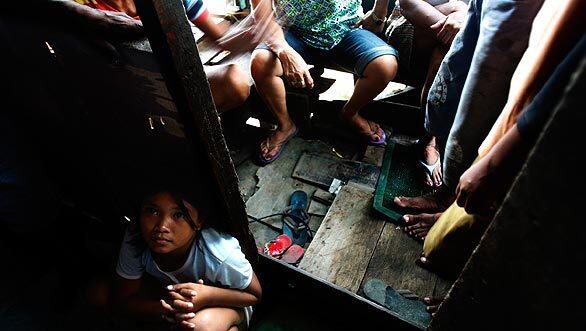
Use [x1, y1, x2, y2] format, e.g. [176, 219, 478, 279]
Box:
[115, 189, 261, 330]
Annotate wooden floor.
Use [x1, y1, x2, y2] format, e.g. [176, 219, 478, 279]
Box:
[205, 24, 452, 326]
[236, 133, 452, 324]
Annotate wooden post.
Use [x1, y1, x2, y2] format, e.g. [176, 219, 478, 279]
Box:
[430, 59, 585, 329]
[134, 0, 257, 262]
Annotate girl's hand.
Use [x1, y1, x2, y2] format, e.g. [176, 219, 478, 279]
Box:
[277, 47, 314, 89]
[167, 280, 210, 313]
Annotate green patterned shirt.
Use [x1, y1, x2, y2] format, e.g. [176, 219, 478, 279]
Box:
[274, 0, 363, 50]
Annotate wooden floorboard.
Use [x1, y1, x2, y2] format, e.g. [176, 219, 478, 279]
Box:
[292, 152, 380, 189]
[299, 183, 386, 293]
[433, 276, 453, 298]
[360, 222, 441, 299]
[243, 138, 332, 247]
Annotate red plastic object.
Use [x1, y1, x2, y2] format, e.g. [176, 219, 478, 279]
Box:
[281, 244, 305, 264]
[264, 234, 293, 257]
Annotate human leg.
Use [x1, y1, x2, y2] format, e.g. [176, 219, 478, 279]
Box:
[206, 64, 251, 113]
[393, 188, 454, 212]
[402, 212, 442, 241]
[250, 32, 316, 163]
[341, 55, 397, 143]
[331, 29, 398, 144]
[393, 0, 480, 209]
[442, 0, 545, 191]
[181, 307, 246, 331]
[250, 49, 297, 162]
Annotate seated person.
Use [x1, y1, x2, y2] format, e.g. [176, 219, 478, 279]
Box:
[55, 0, 251, 112]
[116, 189, 261, 330]
[250, 0, 399, 164]
[385, 0, 468, 187]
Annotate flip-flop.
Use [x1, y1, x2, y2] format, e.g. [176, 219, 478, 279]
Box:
[283, 190, 311, 246]
[364, 120, 387, 146]
[264, 234, 292, 257]
[257, 127, 299, 165]
[417, 143, 442, 187]
[281, 244, 305, 264]
[363, 278, 431, 328]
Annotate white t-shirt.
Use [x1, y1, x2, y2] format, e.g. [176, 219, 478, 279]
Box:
[116, 226, 253, 290]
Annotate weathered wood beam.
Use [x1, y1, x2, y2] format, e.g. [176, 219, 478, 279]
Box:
[134, 0, 256, 262]
[430, 59, 586, 330]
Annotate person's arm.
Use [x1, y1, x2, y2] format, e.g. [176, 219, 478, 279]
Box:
[501, 0, 583, 127]
[160, 273, 262, 327]
[41, 0, 144, 40]
[167, 273, 262, 310]
[401, 0, 466, 44]
[355, 0, 390, 34]
[246, 0, 313, 89]
[193, 15, 228, 41]
[455, 124, 530, 216]
[479, 0, 584, 156]
[400, 0, 446, 30]
[114, 275, 165, 320]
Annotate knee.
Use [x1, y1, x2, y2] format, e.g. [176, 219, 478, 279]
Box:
[190, 310, 221, 331]
[250, 50, 277, 82]
[365, 55, 398, 84]
[225, 64, 250, 106]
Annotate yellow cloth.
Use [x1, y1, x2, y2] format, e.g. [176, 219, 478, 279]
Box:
[422, 202, 488, 277]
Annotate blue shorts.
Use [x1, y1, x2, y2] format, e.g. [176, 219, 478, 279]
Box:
[257, 28, 398, 77]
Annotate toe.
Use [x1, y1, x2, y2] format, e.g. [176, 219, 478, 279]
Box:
[394, 197, 406, 207]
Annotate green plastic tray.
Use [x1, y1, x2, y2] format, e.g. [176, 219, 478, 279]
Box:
[373, 140, 433, 223]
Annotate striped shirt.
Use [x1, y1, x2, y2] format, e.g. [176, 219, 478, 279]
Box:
[81, 0, 209, 23]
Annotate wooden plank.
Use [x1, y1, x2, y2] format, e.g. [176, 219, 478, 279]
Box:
[362, 145, 386, 167]
[433, 276, 453, 298]
[292, 152, 381, 189]
[135, 0, 256, 261]
[312, 188, 335, 205]
[235, 158, 260, 203]
[245, 138, 332, 247]
[307, 199, 329, 217]
[361, 223, 439, 299]
[299, 183, 386, 293]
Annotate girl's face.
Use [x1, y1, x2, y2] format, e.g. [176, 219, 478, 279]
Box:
[139, 192, 202, 255]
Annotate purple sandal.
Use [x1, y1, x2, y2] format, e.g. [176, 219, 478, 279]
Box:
[257, 127, 299, 165]
[364, 120, 387, 146]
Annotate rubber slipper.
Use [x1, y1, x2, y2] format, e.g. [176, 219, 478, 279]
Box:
[364, 120, 387, 146]
[257, 127, 299, 165]
[418, 157, 442, 188]
[264, 234, 292, 257]
[283, 190, 311, 246]
[363, 278, 431, 328]
[281, 244, 305, 264]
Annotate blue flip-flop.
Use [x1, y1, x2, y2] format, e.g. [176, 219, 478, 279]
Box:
[282, 190, 311, 246]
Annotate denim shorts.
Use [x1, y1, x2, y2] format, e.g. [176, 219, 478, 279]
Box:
[256, 28, 398, 76]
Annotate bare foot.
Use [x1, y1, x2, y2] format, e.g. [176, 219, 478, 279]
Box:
[423, 296, 445, 316]
[259, 124, 297, 161]
[394, 189, 454, 212]
[421, 137, 442, 187]
[402, 212, 442, 241]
